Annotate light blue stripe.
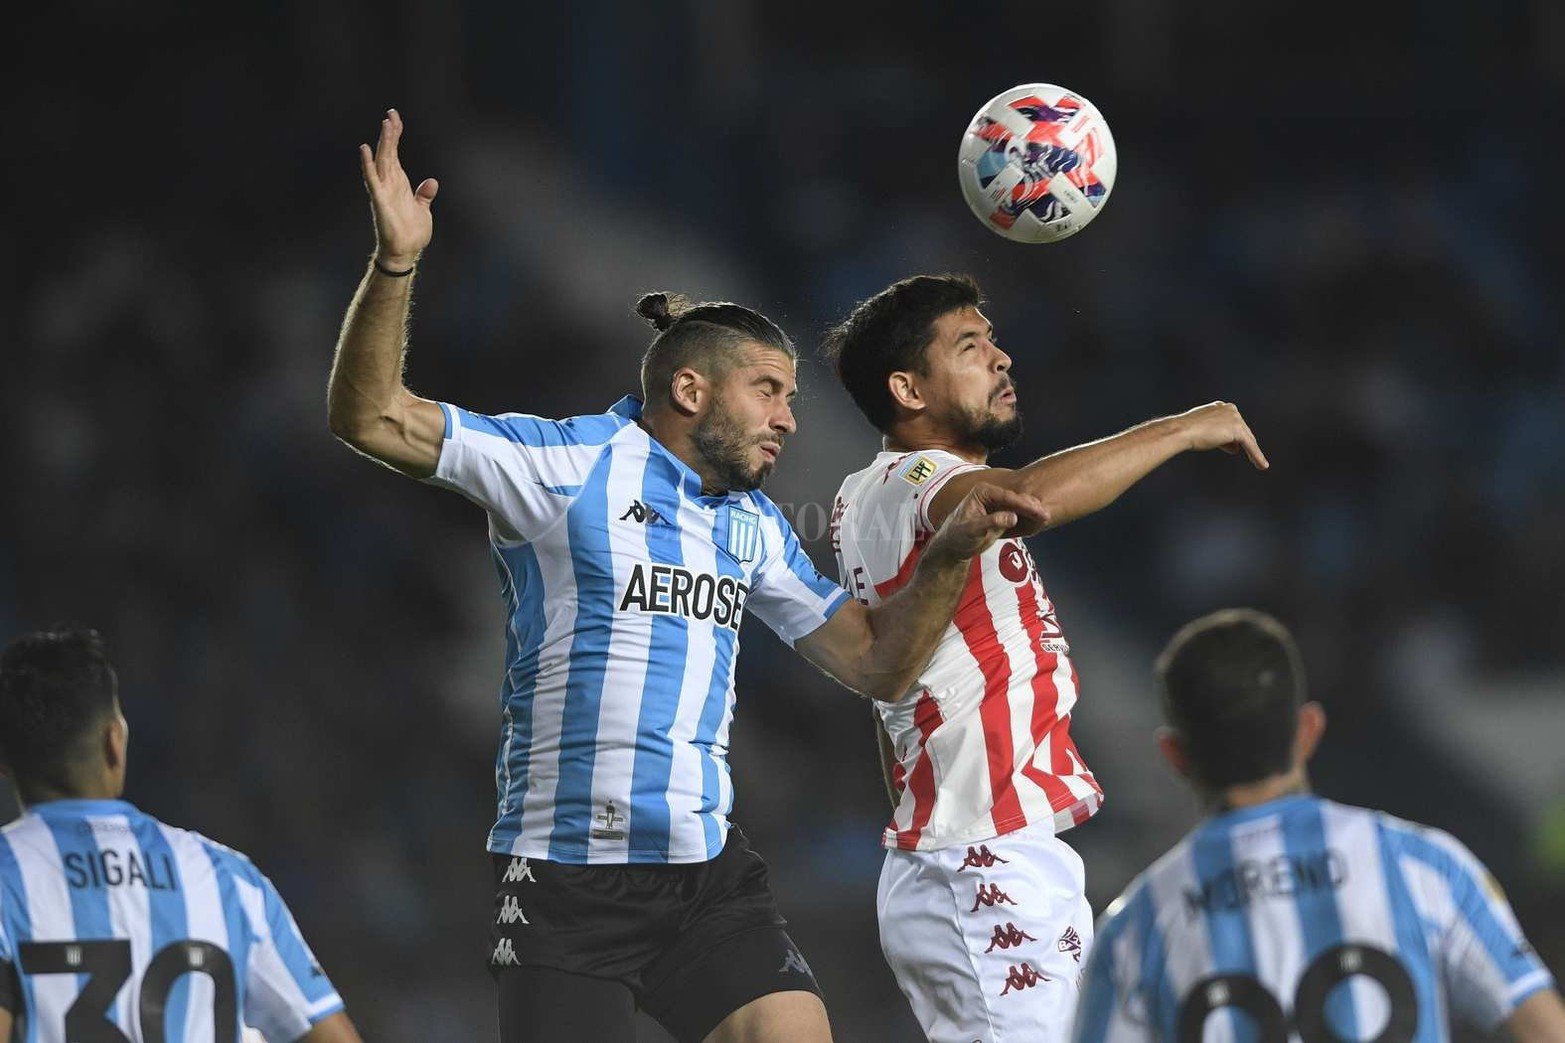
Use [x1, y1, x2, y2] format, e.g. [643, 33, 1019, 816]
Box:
[627, 454, 690, 859]
[1191, 820, 1261, 1043]
[1075, 898, 1134, 1043]
[547, 447, 620, 861]
[0, 833, 39, 1043]
[1281, 799, 1357, 1040]
[487, 542, 547, 854]
[201, 843, 253, 1022]
[41, 816, 113, 993]
[696, 510, 743, 858]
[258, 877, 336, 1006]
[455, 408, 624, 448]
[1377, 822, 1442, 1043]
[133, 816, 190, 1043]
[1129, 883, 1180, 1041]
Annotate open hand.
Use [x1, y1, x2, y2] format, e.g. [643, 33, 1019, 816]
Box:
[1177, 402, 1268, 470]
[927, 483, 1050, 565]
[359, 109, 438, 270]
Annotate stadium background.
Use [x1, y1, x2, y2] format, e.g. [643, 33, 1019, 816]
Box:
[4, 2, 1562, 1039]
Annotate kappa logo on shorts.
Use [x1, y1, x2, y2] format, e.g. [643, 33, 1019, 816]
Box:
[958, 844, 1011, 872]
[501, 857, 536, 884]
[491, 937, 521, 967]
[999, 962, 1050, 996]
[496, 895, 529, 925]
[984, 922, 1038, 953]
[1058, 925, 1083, 962]
[777, 948, 813, 977]
[970, 883, 1018, 912]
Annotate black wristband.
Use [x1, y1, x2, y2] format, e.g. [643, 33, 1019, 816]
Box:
[373, 258, 416, 278]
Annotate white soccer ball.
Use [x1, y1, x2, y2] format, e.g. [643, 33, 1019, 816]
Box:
[958, 83, 1117, 243]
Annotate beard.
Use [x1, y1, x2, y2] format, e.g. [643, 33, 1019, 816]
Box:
[692, 400, 776, 493]
[958, 386, 1024, 453]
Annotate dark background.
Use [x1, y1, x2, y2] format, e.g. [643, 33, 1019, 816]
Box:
[3, 2, 1562, 1039]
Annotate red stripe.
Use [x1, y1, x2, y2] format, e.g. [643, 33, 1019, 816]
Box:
[873, 531, 930, 600]
[1015, 580, 1087, 814]
[893, 690, 943, 849]
[951, 558, 1026, 833]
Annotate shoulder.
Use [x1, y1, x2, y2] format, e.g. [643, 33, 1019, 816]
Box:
[184, 828, 267, 887]
[447, 406, 632, 448]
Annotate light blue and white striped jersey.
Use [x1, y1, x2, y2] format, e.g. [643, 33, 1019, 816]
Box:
[1074, 794, 1554, 1043]
[426, 396, 852, 865]
[0, 799, 343, 1043]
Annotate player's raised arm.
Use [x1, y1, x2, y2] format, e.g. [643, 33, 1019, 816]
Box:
[927, 401, 1268, 531]
[327, 108, 447, 479]
[796, 483, 1048, 702]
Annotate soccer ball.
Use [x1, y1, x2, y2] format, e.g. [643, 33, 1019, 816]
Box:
[958, 83, 1117, 243]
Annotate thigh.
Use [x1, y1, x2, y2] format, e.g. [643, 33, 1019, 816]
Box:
[495, 963, 638, 1043]
[880, 829, 1092, 1043]
[641, 927, 826, 1043]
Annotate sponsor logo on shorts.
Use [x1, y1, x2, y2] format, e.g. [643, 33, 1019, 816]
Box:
[984, 922, 1038, 953]
[491, 938, 521, 967]
[1058, 925, 1083, 962]
[958, 844, 1011, 872]
[970, 883, 1018, 912]
[777, 948, 813, 977]
[496, 895, 529, 925]
[501, 857, 536, 884]
[999, 962, 1050, 996]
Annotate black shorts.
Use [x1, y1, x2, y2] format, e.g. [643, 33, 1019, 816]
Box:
[488, 828, 822, 1042]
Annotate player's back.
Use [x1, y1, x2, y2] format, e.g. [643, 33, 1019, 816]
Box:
[1078, 793, 1554, 1043]
[0, 798, 343, 1043]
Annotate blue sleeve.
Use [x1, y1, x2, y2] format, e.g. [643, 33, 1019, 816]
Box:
[425, 405, 624, 542]
[744, 497, 851, 646]
[241, 869, 346, 1039]
[1073, 888, 1162, 1043]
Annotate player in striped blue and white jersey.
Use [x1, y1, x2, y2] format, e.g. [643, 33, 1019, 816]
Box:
[328, 110, 1046, 1043]
[0, 629, 361, 1043]
[1073, 609, 1565, 1043]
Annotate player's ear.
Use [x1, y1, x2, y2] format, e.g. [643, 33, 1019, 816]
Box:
[1155, 726, 1192, 781]
[1294, 702, 1326, 765]
[103, 703, 129, 773]
[887, 371, 924, 414]
[669, 367, 709, 417]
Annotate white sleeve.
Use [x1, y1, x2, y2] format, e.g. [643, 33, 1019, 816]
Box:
[744, 499, 852, 647]
[883, 451, 987, 534]
[423, 403, 624, 543]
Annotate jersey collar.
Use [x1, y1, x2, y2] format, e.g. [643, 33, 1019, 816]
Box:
[27, 798, 138, 818]
[609, 395, 747, 506]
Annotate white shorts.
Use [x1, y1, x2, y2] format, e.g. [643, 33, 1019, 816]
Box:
[877, 822, 1093, 1043]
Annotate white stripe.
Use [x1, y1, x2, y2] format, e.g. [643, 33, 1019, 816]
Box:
[94, 814, 147, 1032]
[584, 441, 656, 861]
[666, 506, 725, 857]
[171, 827, 229, 1041]
[990, 564, 1047, 831]
[1236, 810, 1305, 1027]
[1322, 804, 1399, 1032]
[10, 817, 79, 1036]
[1147, 841, 1213, 1032]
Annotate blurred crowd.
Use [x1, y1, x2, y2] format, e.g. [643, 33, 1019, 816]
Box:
[5, 2, 1562, 1039]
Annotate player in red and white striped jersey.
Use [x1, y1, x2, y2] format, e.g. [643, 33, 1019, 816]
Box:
[822, 274, 1268, 1043]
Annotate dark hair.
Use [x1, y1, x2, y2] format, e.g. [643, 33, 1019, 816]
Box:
[820, 274, 984, 433]
[0, 627, 120, 793]
[636, 292, 794, 408]
[1155, 608, 1306, 791]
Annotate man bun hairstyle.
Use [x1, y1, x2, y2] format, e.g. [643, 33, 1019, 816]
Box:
[636, 291, 794, 408]
[821, 273, 984, 433]
[0, 627, 120, 794]
[1155, 608, 1307, 792]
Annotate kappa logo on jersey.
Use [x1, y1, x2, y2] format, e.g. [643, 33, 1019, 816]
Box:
[777, 948, 813, 976]
[727, 507, 760, 563]
[491, 937, 521, 967]
[496, 895, 529, 925]
[958, 844, 1011, 872]
[618, 563, 750, 630]
[619, 500, 665, 525]
[999, 962, 1050, 995]
[901, 456, 939, 487]
[1057, 925, 1083, 961]
[501, 857, 536, 884]
[971, 883, 1018, 912]
[985, 922, 1038, 953]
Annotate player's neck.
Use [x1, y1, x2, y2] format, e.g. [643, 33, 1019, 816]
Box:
[883, 426, 989, 466]
[1211, 768, 1311, 813]
[637, 415, 729, 495]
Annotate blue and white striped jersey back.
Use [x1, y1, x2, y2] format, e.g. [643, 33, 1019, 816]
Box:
[0, 799, 343, 1043]
[426, 396, 851, 865]
[1074, 794, 1554, 1043]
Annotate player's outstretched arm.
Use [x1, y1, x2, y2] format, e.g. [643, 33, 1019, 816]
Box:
[1509, 988, 1565, 1043]
[927, 401, 1268, 532]
[300, 1011, 366, 1043]
[327, 108, 446, 479]
[797, 484, 1047, 702]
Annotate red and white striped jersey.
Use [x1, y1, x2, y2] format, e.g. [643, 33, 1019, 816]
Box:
[831, 450, 1103, 852]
